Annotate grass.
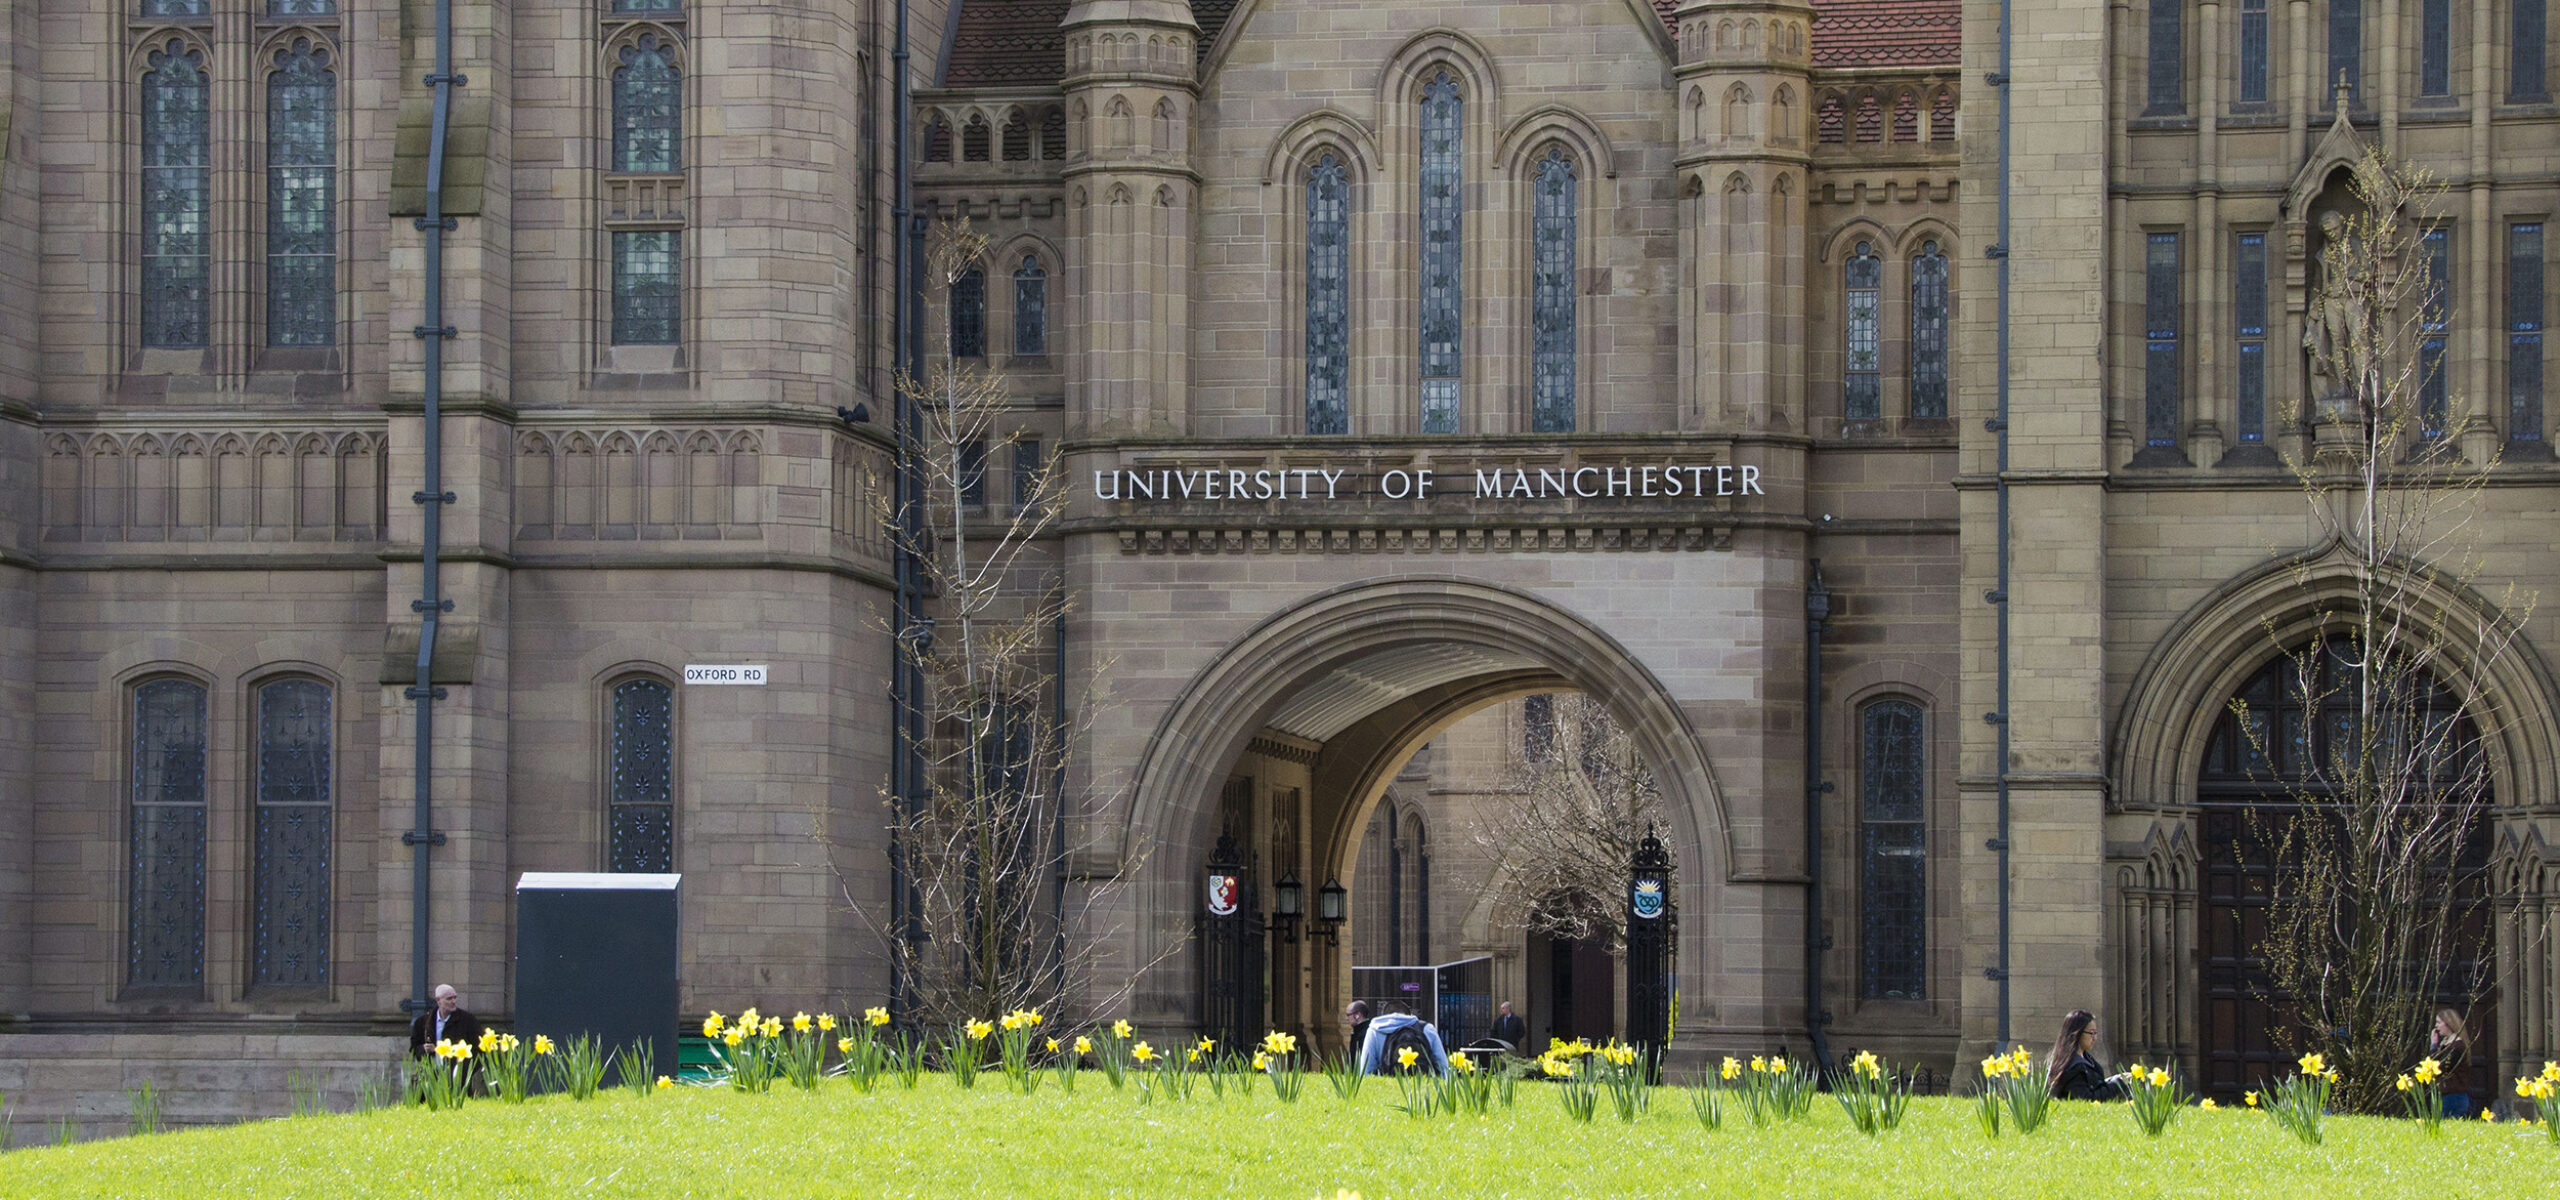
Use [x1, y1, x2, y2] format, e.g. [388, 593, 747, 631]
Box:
[0, 1078, 2550, 1199]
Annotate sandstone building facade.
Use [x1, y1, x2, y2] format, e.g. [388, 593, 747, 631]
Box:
[0, 0, 2555, 1134]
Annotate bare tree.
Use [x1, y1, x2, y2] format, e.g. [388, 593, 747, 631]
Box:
[1465, 694, 1662, 953]
[2241, 150, 2535, 1112]
[833, 219, 1143, 1028]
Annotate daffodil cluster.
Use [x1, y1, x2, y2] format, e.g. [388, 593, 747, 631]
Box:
[1836, 1049, 1913, 1136]
[1975, 1044, 2052, 1138]
[2516, 1061, 2560, 1143]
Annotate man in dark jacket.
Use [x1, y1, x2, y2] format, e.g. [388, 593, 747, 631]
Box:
[1342, 1000, 1371, 1063]
[408, 984, 487, 1057]
[1489, 1001, 1526, 1051]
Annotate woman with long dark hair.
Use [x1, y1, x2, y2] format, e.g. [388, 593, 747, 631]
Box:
[2046, 1009, 2128, 1101]
[2427, 1008, 2472, 1117]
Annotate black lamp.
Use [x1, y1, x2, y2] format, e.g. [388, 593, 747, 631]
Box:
[1315, 876, 1347, 944]
[1275, 873, 1305, 918]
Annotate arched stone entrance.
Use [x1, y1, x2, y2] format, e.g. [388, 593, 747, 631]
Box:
[1100, 577, 1735, 1051]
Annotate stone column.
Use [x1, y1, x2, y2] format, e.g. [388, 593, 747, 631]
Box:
[1672, 1, 1815, 436]
[1060, 0, 1199, 439]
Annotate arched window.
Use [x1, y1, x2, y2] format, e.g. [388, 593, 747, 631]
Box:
[1001, 111, 1032, 162]
[1355, 803, 1394, 960]
[1418, 70, 1464, 434]
[1531, 147, 1578, 433]
[1402, 812, 1431, 965]
[961, 115, 991, 162]
[1858, 698, 1925, 1000]
[2328, 0, 2362, 106]
[1909, 241, 1949, 419]
[1304, 152, 1350, 435]
[267, 40, 336, 349]
[128, 677, 208, 993]
[1844, 241, 1883, 421]
[2239, 0, 2271, 102]
[1012, 255, 1047, 356]
[141, 40, 211, 350]
[613, 35, 681, 173]
[2146, 0, 2183, 115]
[608, 677, 675, 873]
[251, 677, 332, 991]
[2419, 0, 2451, 97]
[950, 267, 986, 359]
[1523, 693, 1558, 762]
[2517, 1, 2550, 103]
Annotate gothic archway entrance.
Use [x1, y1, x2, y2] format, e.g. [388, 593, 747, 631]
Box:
[1113, 579, 1728, 1058]
[2195, 637, 2496, 1106]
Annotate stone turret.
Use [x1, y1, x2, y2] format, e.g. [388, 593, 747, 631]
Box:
[1673, 0, 1814, 433]
[1060, 0, 1200, 436]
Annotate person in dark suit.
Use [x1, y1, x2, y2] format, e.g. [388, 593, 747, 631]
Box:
[2045, 1009, 2128, 1101]
[408, 984, 488, 1058]
[1341, 1000, 1371, 1064]
[1489, 1001, 1526, 1051]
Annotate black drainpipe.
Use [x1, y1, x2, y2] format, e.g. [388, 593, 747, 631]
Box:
[888, 0, 928, 1021]
[1986, 1, 2017, 1049]
[1803, 561, 1836, 1079]
[404, 0, 464, 1017]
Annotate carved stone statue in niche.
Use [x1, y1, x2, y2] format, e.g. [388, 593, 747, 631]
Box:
[2303, 210, 2368, 422]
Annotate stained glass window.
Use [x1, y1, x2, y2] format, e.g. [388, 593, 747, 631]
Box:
[1859, 699, 1925, 1001]
[1012, 256, 1046, 356]
[2236, 232, 2268, 443]
[252, 679, 332, 991]
[142, 40, 210, 350]
[1531, 148, 1577, 434]
[2328, 0, 2361, 106]
[2519, 1, 2551, 102]
[2239, 0, 2270, 102]
[2511, 224, 2545, 445]
[1012, 438, 1044, 515]
[2146, 232, 2182, 448]
[142, 0, 207, 16]
[1844, 242, 1882, 421]
[609, 677, 675, 873]
[1523, 694, 1556, 762]
[1910, 241, 1949, 419]
[2146, 0, 2183, 115]
[959, 437, 987, 510]
[950, 267, 985, 359]
[612, 230, 679, 345]
[268, 41, 336, 348]
[267, 0, 336, 14]
[613, 35, 681, 174]
[2420, 0, 2451, 96]
[128, 678, 207, 993]
[2420, 227, 2451, 438]
[612, 0, 681, 12]
[1419, 71, 1463, 435]
[1305, 153, 1350, 435]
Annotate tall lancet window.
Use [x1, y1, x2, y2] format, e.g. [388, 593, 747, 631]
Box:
[1859, 699, 1926, 1001]
[1305, 152, 1350, 435]
[1531, 147, 1577, 433]
[1909, 241, 1949, 419]
[128, 677, 208, 993]
[251, 678, 332, 991]
[142, 40, 211, 350]
[1012, 256, 1046, 356]
[1844, 242, 1883, 420]
[1418, 70, 1464, 434]
[2328, 0, 2362, 106]
[609, 677, 676, 873]
[267, 40, 337, 348]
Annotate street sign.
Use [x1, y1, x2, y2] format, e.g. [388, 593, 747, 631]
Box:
[682, 664, 768, 685]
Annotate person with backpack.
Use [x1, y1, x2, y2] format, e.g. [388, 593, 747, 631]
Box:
[1357, 1003, 1451, 1076]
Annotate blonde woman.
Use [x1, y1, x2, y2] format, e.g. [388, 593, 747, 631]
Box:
[2426, 1008, 2472, 1117]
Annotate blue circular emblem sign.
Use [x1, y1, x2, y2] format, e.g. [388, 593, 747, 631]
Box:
[1631, 876, 1665, 919]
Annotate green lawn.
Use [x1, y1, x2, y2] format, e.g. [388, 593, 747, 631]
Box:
[0, 1078, 2552, 1199]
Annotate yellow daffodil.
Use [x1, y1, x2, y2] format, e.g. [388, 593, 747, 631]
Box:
[703, 1011, 725, 1036]
[2543, 1060, 2560, 1083]
[2520, 1078, 2541, 1099]
[2397, 1075, 2415, 1092]
[1852, 1049, 1881, 1079]
[1000, 1012, 1029, 1032]
[655, 1075, 673, 1090]
[818, 1013, 836, 1032]
[2482, 1109, 2499, 1123]
[1197, 1036, 1216, 1054]
[2244, 1091, 2260, 1108]
[1540, 1057, 1571, 1078]
[2200, 1098, 2218, 1110]
[866, 1007, 890, 1027]
[2297, 1052, 2327, 1076]
[754, 1017, 776, 1038]
[2147, 1068, 2170, 1088]
[966, 1019, 994, 1040]
[1397, 1047, 1420, 1069]
[1045, 1038, 1060, 1053]
[1720, 1056, 1741, 1080]
[1980, 1054, 2010, 1079]
[1263, 1031, 1298, 1056]
[1074, 1036, 1093, 1055]
[1113, 1019, 1133, 1039]
[722, 1029, 743, 1047]
[740, 1007, 762, 1027]
[792, 1012, 812, 1033]
[2414, 1057, 2441, 1084]
[1749, 1055, 1768, 1074]
[838, 1037, 855, 1054]
[1252, 1052, 1270, 1072]
[1187, 1048, 1203, 1064]
[1131, 1041, 1157, 1063]
[1451, 1054, 1477, 1075]
[449, 1040, 474, 1060]
[478, 1029, 499, 1053]
[498, 1033, 520, 1053]
[533, 1034, 554, 1056]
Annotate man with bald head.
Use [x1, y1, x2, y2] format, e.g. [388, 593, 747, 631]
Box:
[407, 984, 487, 1058]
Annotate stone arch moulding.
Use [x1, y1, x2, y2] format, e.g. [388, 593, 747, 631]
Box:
[1115, 576, 1738, 897]
[1375, 28, 1503, 116]
[2110, 539, 2560, 816]
[1260, 109, 1380, 185]
[1819, 217, 1893, 266]
[1494, 104, 1619, 179]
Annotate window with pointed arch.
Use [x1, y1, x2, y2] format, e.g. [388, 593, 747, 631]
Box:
[251, 676, 332, 992]
[950, 266, 986, 359]
[1531, 147, 1578, 433]
[605, 23, 686, 349]
[1418, 70, 1464, 434]
[141, 39, 211, 350]
[608, 676, 676, 873]
[1858, 698, 1925, 1001]
[1843, 241, 1883, 421]
[1013, 255, 1047, 356]
[267, 40, 337, 349]
[1305, 151, 1351, 435]
[128, 676, 209, 995]
[1909, 241, 1949, 419]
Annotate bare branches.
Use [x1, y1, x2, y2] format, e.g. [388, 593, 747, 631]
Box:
[1463, 695, 1661, 954]
[2242, 150, 2536, 1113]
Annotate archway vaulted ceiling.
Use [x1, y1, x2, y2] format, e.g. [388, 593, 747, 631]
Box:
[1262, 642, 1545, 742]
